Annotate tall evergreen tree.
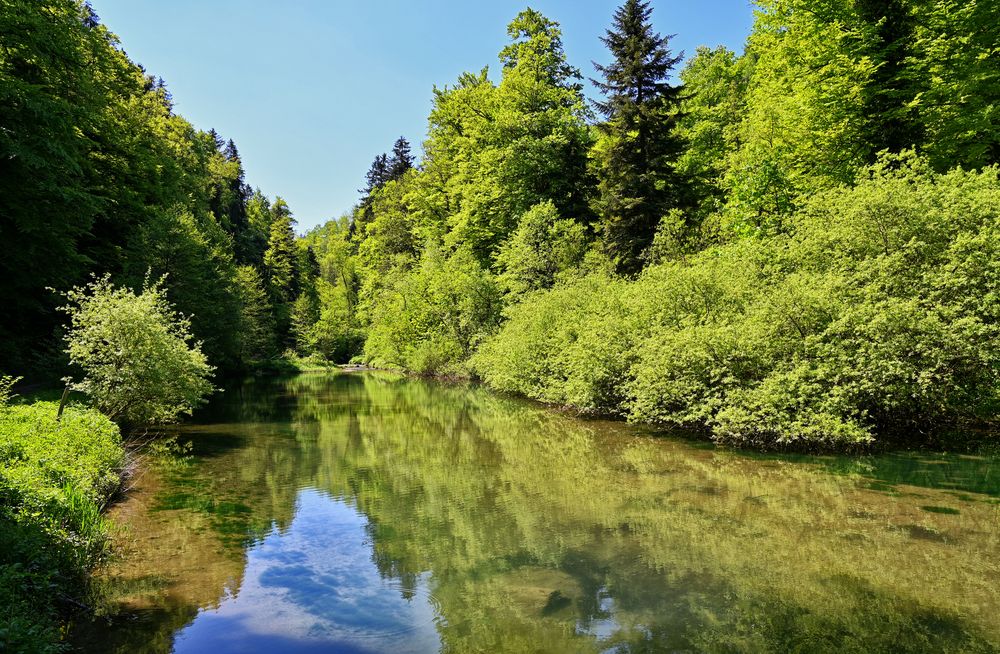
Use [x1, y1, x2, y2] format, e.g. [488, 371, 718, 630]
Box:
[361, 153, 391, 198]
[388, 136, 414, 181]
[220, 139, 252, 262]
[592, 0, 687, 273]
[263, 198, 299, 345]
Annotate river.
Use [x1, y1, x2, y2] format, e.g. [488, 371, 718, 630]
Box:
[72, 371, 1000, 653]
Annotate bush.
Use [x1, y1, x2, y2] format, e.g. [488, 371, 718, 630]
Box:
[0, 401, 124, 653]
[363, 245, 502, 375]
[475, 156, 1000, 449]
[61, 275, 216, 430]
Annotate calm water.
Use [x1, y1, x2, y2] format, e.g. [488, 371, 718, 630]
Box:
[74, 372, 1000, 653]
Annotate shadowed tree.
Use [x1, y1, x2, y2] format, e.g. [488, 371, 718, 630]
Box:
[592, 0, 688, 274]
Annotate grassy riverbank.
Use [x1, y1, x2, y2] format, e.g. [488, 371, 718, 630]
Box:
[0, 401, 124, 654]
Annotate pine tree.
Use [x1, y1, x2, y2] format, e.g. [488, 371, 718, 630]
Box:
[207, 127, 224, 152]
[222, 139, 252, 262]
[388, 136, 414, 181]
[263, 198, 299, 346]
[361, 153, 391, 198]
[592, 0, 688, 274]
[263, 198, 299, 303]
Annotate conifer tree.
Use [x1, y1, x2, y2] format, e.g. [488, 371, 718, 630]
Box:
[263, 198, 299, 303]
[221, 139, 252, 262]
[263, 198, 299, 345]
[592, 0, 688, 274]
[388, 136, 414, 181]
[361, 153, 391, 198]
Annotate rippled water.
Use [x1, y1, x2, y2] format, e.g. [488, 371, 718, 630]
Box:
[73, 372, 1000, 653]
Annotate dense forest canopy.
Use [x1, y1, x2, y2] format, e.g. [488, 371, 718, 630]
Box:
[2, 0, 999, 449]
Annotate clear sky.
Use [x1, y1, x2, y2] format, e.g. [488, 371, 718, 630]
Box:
[90, 1, 755, 232]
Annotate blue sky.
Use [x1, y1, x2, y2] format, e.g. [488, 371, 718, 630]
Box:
[92, 1, 755, 232]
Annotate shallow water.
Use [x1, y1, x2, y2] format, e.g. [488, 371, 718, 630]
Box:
[73, 372, 1000, 653]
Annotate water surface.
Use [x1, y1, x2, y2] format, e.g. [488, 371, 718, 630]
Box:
[75, 372, 1000, 653]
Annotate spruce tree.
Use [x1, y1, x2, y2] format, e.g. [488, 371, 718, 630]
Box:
[388, 136, 414, 181]
[263, 198, 299, 345]
[592, 0, 687, 274]
[222, 139, 252, 262]
[361, 153, 390, 197]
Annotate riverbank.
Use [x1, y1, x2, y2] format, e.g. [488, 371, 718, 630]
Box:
[0, 401, 125, 654]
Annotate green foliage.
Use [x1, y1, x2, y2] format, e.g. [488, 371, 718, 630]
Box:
[125, 207, 243, 370]
[421, 9, 593, 261]
[363, 246, 502, 375]
[495, 201, 588, 298]
[592, 0, 689, 273]
[0, 401, 123, 653]
[0, 0, 103, 372]
[61, 276, 215, 430]
[0, 376, 21, 406]
[675, 46, 749, 218]
[308, 280, 365, 363]
[233, 266, 276, 364]
[0, 1, 293, 378]
[476, 157, 1000, 449]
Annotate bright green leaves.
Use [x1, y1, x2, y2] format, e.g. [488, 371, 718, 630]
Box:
[60, 275, 215, 430]
[477, 158, 1000, 448]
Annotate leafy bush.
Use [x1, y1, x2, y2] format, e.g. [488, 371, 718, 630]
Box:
[363, 245, 502, 375]
[495, 200, 588, 298]
[61, 275, 216, 430]
[0, 401, 124, 653]
[0, 375, 20, 406]
[475, 156, 1000, 449]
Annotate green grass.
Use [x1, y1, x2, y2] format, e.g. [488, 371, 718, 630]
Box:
[250, 353, 344, 374]
[0, 401, 124, 653]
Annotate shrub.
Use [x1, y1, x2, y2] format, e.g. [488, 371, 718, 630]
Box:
[363, 245, 502, 375]
[475, 156, 1000, 449]
[61, 275, 215, 430]
[0, 401, 124, 653]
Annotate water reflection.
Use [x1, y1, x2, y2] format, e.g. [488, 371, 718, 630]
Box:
[75, 372, 1000, 653]
[172, 489, 440, 654]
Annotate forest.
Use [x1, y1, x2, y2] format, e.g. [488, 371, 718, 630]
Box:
[3, 0, 1000, 451]
[3, 1, 1000, 651]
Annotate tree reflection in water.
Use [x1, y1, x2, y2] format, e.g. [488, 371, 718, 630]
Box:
[74, 372, 1000, 653]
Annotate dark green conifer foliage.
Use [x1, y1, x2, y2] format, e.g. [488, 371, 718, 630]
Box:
[592, 0, 688, 274]
[263, 198, 300, 345]
[388, 136, 414, 181]
[362, 153, 391, 197]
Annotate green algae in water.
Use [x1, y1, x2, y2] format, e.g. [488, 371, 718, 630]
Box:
[72, 373, 1000, 654]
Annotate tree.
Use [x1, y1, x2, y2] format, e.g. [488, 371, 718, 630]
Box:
[234, 265, 275, 363]
[361, 153, 390, 199]
[263, 198, 299, 346]
[60, 275, 214, 430]
[0, 0, 105, 372]
[496, 201, 587, 298]
[291, 246, 321, 353]
[592, 0, 688, 273]
[388, 136, 414, 181]
[425, 9, 594, 261]
[263, 198, 299, 303]
[124, 207, 243, 370]
[675, 46, 750, 218]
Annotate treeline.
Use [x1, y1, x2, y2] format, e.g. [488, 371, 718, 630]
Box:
[296, 0, 1000, 448]
[3, 1, 999, 449]
[0, 0, 310, 378]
